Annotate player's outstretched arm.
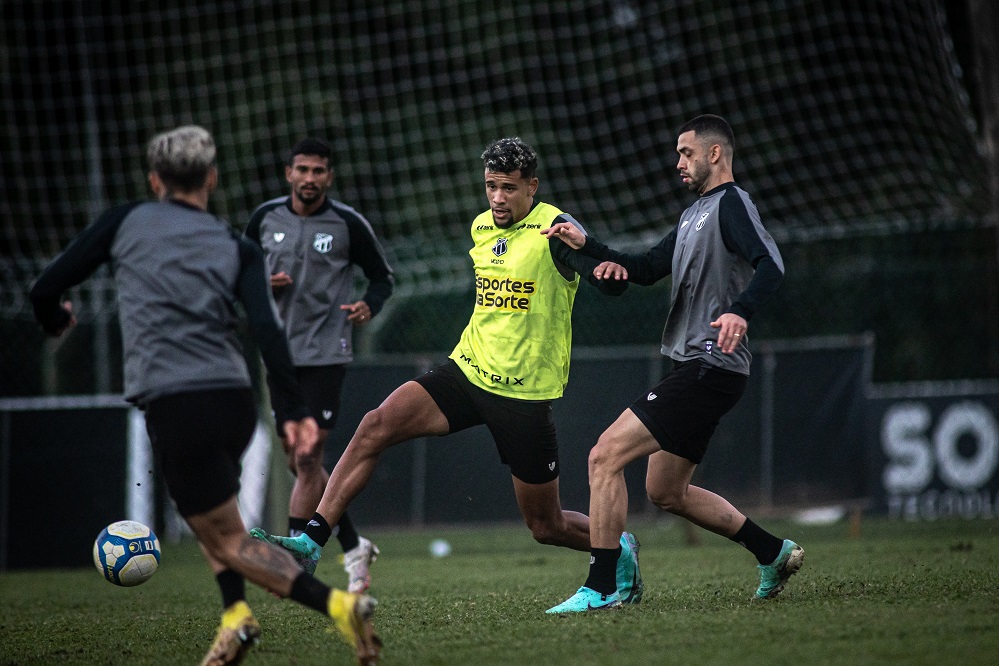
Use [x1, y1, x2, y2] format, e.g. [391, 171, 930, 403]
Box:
[542, 221, 586, 249]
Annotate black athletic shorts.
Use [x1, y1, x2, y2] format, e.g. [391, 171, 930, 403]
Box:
[628, 359, 747, 464]
[268, 364, 347, 432]
[143, 388, 257, 518]
[414, 359, 560, 484]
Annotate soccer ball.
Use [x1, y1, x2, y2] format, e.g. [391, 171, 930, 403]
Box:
[93, 520, 161, 587]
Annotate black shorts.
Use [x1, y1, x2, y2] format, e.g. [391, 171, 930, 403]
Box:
[268, 364, 347, 432]
[144, 388, 257, 518]
[414, 359, 559, 484]
[628, 359, 747, 464]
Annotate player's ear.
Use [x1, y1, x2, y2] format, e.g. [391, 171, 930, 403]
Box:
[148, 171, 165, 199]
[285, 164, 294, 184]
[205, 166, 218, 193]
[529, 177, 539, 197]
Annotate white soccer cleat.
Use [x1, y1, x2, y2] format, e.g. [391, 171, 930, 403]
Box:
[343, 536, 380, 593]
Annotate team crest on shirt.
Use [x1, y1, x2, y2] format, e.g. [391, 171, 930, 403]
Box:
[313, 232, 333, 253]
[695, 212, 710, 230]
[273, 232, 285, 242]
[492, 237, 508, 257]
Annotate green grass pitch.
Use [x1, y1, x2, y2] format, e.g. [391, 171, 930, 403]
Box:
[2, 516, 997, 665]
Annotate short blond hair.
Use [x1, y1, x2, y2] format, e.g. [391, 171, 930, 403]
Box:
[146, 125, 216, 191]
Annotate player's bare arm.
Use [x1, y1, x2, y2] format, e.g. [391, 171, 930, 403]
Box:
[710, 312, 748, 354]
[541, 221, 586, 249]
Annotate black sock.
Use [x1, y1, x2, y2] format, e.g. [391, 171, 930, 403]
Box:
[304, 512, 333, 547]
[583, 547, 621, 595]
[289, 571, 331, 614]
[288, 516, 309, 537]
[731, 517, 784, 565]
[215, 569, 245, 609]
[335, 513, 360, 552]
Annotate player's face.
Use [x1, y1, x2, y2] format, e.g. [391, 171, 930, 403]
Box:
[676, 130, 711, 194]
[286, 154, 333, 208]
[484, 169, 538, 228]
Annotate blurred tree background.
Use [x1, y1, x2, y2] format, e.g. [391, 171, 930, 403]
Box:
[1, 0, 996, 397]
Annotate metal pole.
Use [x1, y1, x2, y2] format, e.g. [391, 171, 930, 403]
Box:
[967, 0, 999, 374]
[0, 411, 10, 571]
[759, 347, 777, 509]
[76, 1, 112, 393]
[410, 358, 434, 526]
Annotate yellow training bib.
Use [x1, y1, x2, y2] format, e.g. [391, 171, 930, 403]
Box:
[450, 202, 579, 399]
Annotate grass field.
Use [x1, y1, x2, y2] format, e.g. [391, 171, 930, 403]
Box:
[2, 515, 997, 665]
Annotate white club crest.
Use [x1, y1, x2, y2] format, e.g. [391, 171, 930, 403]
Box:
[492, 237, 508, 257]
[313, 232, 333, 253]
[273, 232, 286, 242]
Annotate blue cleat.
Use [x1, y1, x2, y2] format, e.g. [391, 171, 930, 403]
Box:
[617, 532, 644, 604]
[755, 539, 804, 599]
[249, 528, 322, 575]
[546, 587, 622, 614]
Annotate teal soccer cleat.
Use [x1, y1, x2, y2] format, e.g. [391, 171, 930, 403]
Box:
[755, 539, 804, 599]
[546, 587, 622, 614]
[249, 528, 322, 575]
[616, 532, 644, 604]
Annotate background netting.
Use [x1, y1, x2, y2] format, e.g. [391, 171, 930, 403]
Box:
[2, 0, 997, 397]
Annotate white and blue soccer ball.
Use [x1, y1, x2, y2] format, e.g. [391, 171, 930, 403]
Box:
[93, 520, 161, 587]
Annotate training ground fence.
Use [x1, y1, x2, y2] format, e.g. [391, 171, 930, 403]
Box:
[2, 0, 998, 399]
[5, 336, 999, 570]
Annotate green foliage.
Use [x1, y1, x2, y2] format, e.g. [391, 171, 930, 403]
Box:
[2, 517, 997, 664]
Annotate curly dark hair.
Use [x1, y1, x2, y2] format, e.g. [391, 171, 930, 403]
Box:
[481, 137, 538, 180]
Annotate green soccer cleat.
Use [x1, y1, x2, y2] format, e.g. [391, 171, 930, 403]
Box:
[755, 539, 805, 599]
[249, 528, 321, 575]
[546, 587, 622, 614]
[617, 531, 644, 604]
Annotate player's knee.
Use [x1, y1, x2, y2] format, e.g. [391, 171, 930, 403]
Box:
[355, 407, 395, 450]
[292, 448, 323, 476]
[647, 485, 685, 513]
[587, 438, 620, 478]
[196, 527, 243, 566]
[524, 515, 560, 545]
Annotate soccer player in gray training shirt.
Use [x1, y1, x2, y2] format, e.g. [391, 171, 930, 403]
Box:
[245, 138, 393, 592]
[543, 114, 804, 614]
[30, 126, 380, 663]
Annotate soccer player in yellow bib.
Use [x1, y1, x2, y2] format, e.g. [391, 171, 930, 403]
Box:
[252, 137, 644, 608]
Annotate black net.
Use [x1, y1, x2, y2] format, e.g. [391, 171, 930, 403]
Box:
[2, 0, 996, 396]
